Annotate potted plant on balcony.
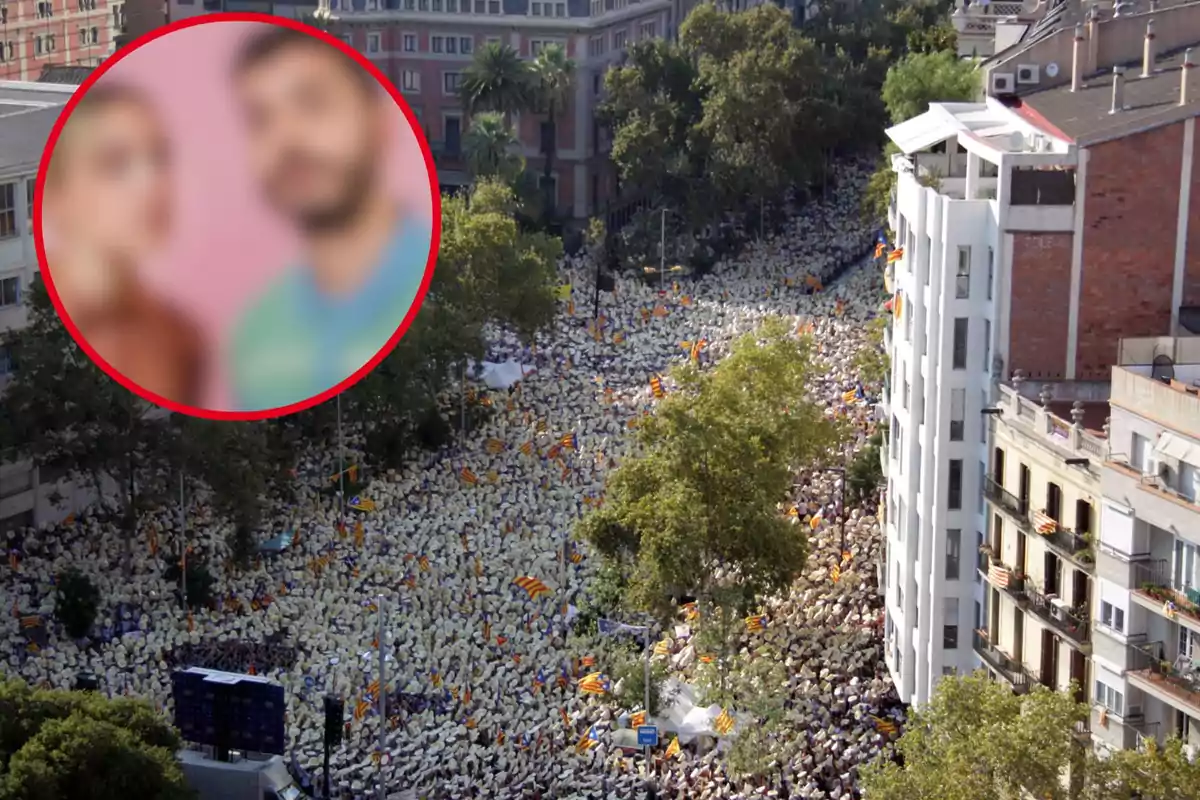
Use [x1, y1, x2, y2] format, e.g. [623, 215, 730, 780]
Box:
[1161, 660, 1175, 676]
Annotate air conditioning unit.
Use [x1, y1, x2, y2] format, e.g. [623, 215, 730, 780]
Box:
[1016, 64, 1040, 85]
[1144, 455, 1160, 480]
[990, 72, 1016, 96]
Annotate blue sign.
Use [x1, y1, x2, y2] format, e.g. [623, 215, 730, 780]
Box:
[636, 725, 659, 747]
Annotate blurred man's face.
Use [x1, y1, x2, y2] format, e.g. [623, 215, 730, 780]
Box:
[236, 45, 386, 232]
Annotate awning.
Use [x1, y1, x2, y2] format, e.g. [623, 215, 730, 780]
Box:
[1155, 432, 1200, 464]
[885, 106, 962, 155]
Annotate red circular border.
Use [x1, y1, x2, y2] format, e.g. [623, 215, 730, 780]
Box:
[33, 12, 442, 422]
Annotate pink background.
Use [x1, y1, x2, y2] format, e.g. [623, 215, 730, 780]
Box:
[90, 19, 433, 408]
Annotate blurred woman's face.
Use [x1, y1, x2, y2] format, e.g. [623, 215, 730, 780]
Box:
[45, 98, 172, 263]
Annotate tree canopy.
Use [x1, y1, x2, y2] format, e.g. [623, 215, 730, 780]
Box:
[0, 678, 191, 800]
[860, 672, 1200, 800]
[577, 318, 844, 619]
[881, 48, 980, 125]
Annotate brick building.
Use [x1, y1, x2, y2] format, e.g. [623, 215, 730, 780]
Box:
[880, 0, 1200, 706]
[161, 0, 678, 218]
[0, 0, 123, 81]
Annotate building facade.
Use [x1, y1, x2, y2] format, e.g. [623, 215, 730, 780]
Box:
[977, 381, 1101, 715]
[0, 0, 123, 81]
[0, 81, 96, 533]
[1091, 336, 1200, 757]
[882, 3, 1200, 705]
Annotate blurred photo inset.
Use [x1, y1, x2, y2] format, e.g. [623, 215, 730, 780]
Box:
[41, 85, 204, 405]
[228, 27, 433, 413]
[34, 17, 437, 418]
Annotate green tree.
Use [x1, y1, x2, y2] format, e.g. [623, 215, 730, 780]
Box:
[846, 427, 885, 508]
[0, 679, 190, 800]
[853, 316, 890, 386]
[463, 111, 525, 184]
[578, 318, 844, 619]
[531, 43, 576, 218]
[1084, 736, 1200, 800]
[459, 42, 534, 124]
[54, 569, 100, 640]
[881, 48, 979, 125]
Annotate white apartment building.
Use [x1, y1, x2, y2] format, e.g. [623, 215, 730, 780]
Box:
[1091, 336, 1200, 757]
[880, 99, 1077, 705]
[978, 381, 1102, 716]
[0, 81, 94, 535]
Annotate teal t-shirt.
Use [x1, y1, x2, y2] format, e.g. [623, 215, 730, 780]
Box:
[229, 218, 432, 412]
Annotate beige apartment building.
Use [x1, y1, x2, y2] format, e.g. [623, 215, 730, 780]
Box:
[977, 380, 1105, 716]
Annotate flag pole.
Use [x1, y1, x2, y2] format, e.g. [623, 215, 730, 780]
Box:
[642, 625, 651, 764]
[376, 593, 386, 800]
[337, 393, 345, 527]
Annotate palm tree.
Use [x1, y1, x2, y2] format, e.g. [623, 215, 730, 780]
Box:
[463, 112, 525, 184]
[459, 42, 534, 125]
[531, 43, 576, 218]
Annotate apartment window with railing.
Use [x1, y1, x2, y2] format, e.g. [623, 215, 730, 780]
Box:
[946, 529, 961, 580]
[949, 388, 965, 441]
[948, 459, 963, 510]
[952, 317, 968, 369]
[943, 597, 959, 648]
[956, 246, 971, 299]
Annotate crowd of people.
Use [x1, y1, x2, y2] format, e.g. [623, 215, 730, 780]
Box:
[2, 160, 903, 799]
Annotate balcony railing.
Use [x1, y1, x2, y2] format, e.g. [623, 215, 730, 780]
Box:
[973, 629, 1031, 694]
[984, 475, 1027, 519]
[984, 557, 1028, 601]
[1024, 583, 1090, 646]
[1132, 559, 1200, 624]
[996, 384, 1107, 459]
[1030, 509, 1095, 568]
[1127, 640, 1200, 713]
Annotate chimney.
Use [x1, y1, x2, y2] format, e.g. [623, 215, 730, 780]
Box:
[1071, 24, 1084, 91]
[1110, 66, 1126, 114]
[1183, 48, 1195, 106]
[1143, 19, 1156, 78]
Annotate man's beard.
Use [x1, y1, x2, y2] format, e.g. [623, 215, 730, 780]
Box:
[268, 153, 376, 234]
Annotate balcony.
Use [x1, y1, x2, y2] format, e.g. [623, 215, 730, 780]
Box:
[984, 557, 1028, 602]
[1126, 641, 1200, 718]
[984, 475, 1027, 520]
[973, 629, 1031, 694]
[1023, 583, 1090, 650]
[1130, 560, 1200, 635]
[1030, 509, 1095, 569]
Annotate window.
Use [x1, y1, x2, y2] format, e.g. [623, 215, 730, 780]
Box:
[950, 388, 965, 441]
[34, 35, 43, 56]
[46, 33, 55, 52]
[986, 246, 994, 301]
[432, 35, 444, 53]
[613, 29, 627, 49]
[531, 39, 565, 56]
[36, 0, 51, 17]
[443, 116, 461, 154]
[1100, 601, 1125, 633]
[978, 461, 986, 514]
[367, 32, 381, 53]
[1095, 680, 1124, 716]
[447, 0, 457, 9]
[0, 276, 19, 308]
[904, 299, 913, 341]
[956, 246, 971, 298]
[446, 37, 457, 54]
[1181, 460, 1198, 502]
[1174, 539, 1198, 592]
[555, 1, 566, 14]
[1046, 482, 1062, 522]
[489, 1, 500, 13]
[952, 317, 968, 369]
[0, 182, 15, 239]
[531, 1, 542, 13]
[25, 179, 33, 228]
[460, 36, 473, 54]
[943, 597, 959, 649]
[639, 19, 657, 39]
[443, 71, 463, 94]
[983, 319, 991, 375]
[901, 378, 909, 410]
[946, 529, 961, 580]
[948, 460, 963, 510]
[401, 70, 420, 92]
[975, 531, 983, 583]
[78, 0, 96, 8]
[403, 34, 417, 52]
[590, 0, 601, 12]
[588, 35, 605, 57]
[0, 344, 15, 376]
[1075, 499, 1092, 534]
[922, 234, 931, 287]
[1132, 433, 1149, 472]
[0, 42, 10, 63]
